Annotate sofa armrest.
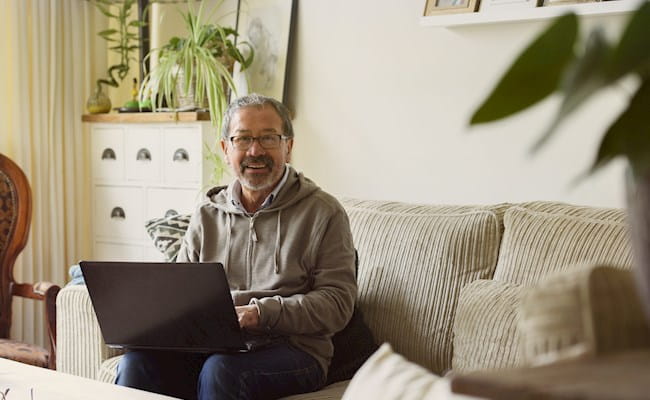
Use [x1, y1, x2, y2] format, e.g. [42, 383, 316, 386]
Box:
[56, 285, 123, 379]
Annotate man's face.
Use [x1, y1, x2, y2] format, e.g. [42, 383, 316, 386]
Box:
[221, 105, 293, 193]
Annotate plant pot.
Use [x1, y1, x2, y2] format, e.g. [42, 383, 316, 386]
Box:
[625, 167, 650, 324]
[174, 66, 208, 111]
[86, 86, 112, 114]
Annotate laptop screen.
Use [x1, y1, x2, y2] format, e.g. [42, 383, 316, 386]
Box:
[80, 261, 247, 352]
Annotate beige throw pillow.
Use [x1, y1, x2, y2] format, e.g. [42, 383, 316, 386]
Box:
[519, 264, 650, 366]
[341, 198, 502, 374]
[494, 206, 632, 286]
[452, 280, 526, 372]
[341, 343, 440, 400]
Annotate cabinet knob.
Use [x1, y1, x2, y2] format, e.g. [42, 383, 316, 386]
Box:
[110, 207, 126, 220]
[165, 209, 179, 218]
[101, 148, 116, 160]
[136, 148, 152, 162]
[173, 148, 189, 163]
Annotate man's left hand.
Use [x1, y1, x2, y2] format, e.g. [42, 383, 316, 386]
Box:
[236, 304, 260, 328]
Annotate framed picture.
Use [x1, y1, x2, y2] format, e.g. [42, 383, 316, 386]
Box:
[423, 0, 480, 15]
[542, 0, 600, 6]
[236, 0, 296, 105]
[480, 0, 541, 12]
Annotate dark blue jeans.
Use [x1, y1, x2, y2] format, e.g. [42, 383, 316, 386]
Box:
[115, 343, 325, 400]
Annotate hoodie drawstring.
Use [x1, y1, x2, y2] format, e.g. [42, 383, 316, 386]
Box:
[274, 210, 282, 274]
[224, 213, 233, 273]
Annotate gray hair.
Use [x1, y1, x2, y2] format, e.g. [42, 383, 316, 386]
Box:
[221, 93, 294, 140]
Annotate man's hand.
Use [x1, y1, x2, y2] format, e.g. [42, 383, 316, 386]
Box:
[235, 304, 260, 329]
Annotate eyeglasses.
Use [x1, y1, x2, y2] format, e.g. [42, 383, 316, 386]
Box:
[229, 134, 288, 151]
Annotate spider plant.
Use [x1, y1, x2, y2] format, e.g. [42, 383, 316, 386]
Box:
[139, 0, 253, 130]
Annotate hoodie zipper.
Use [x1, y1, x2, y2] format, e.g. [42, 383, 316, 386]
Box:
[247, 215, 258, 288]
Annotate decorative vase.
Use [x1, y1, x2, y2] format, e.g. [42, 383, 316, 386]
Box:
[625, 166, 650, 324]
[86, 86, 112, 114]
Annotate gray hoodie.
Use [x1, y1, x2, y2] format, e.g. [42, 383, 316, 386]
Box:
[176, 165, 357, 375]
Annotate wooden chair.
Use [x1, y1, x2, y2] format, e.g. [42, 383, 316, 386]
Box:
[0, 153, 60, 369]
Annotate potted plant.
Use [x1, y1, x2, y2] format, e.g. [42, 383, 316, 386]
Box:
[86, 0, 144, 113]
[469, 3, 650, 320]
[139, 0, 253, 130]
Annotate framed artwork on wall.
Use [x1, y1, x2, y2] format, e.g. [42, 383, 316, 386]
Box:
[542, 0, 600, 6]
[236, 0, 296, 105]
[423, 0, 480, 15]
[479, 0, 541, 12]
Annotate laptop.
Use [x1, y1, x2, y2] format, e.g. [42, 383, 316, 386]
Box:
[80, 261, 280, 353]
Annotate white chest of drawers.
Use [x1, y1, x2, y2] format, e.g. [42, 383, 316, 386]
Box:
[84, 113, 220, 261]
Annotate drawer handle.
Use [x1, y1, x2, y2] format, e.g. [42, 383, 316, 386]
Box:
[101, 148, 116, 160]
[136, 148, 152, 162]
[110, 207, 126, 220]
[165, 209, 179, 218]
[173, 148, 189, 162]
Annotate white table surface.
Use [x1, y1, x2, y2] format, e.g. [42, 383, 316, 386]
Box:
[0, 358, 179, 400]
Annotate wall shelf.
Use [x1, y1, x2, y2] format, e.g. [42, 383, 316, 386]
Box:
[420, 0, 645, 27]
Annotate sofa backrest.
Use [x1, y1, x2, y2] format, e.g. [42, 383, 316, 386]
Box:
[340, 198, 504, 375]
[452, 201, 633, 373]
[494, 201, 632, 285]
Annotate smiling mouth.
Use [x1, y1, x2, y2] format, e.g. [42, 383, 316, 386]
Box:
[241, 157, 274, 173]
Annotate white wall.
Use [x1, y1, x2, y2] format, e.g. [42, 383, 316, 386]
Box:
[287, 0, 631, 208]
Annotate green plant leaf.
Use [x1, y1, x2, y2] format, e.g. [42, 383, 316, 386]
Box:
[607, 1, 650, 81]
[591, 79, 650, 176]
[98, 28, 118, 38]
[470, 13, 578, 124]
[532, 28, 611, 151]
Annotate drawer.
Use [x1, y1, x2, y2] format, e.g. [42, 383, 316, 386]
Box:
[94, 186, 146, 240]
[125, 127, 162, 182]
[94, 241, 144, 261]
[145, 187, 202, 220]
[91, 127, 125, 182]
[162, 126, 203, 185]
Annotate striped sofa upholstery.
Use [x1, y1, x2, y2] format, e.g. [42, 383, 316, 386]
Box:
[56, 199, 638, 399]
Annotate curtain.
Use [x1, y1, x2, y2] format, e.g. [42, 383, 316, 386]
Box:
[0, 0, 100, 347]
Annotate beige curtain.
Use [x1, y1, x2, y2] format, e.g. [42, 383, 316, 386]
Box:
[0, 0, 100, 347]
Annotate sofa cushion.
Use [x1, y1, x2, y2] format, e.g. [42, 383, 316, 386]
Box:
[341, 343, 440, 400]
[494, 206, 632, 286]
[327, 307, 379, 385]
[452, 280, 526, 372]
[340, 198, 502, 374]
[280, 381, 350, 400]
[144, 213, 191, 262]
[519, 263, 650, 366]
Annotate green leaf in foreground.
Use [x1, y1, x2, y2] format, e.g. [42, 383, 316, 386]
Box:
[607, 1, 650, 81]
[531, 28, 611, 151]
[591, 79, 650, 176]
[470, 13, 578, 125]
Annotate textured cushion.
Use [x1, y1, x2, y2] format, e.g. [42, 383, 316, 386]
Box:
[0, 338, 49, 368]
[144, 213, 191, 262]
[327, 307, 379, 384]
[519, 264, 650, 366]
[280, 381, 350, 400]
[494, 206, 632, 286]
[452, 280, 526, 372]
[340, 198, 502, 374]
[341, 343, 440, 400]
[98, 355, 122, 383]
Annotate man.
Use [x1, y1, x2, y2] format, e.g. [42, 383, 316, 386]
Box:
[116, 94, 357, 400]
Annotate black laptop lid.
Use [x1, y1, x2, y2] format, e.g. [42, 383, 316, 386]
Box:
[80, 261, 247, 352]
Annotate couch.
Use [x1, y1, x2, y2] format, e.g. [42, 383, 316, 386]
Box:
[56, 198, 650, 399]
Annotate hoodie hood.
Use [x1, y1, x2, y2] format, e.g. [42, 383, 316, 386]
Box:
[206, 165, 320, 215]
